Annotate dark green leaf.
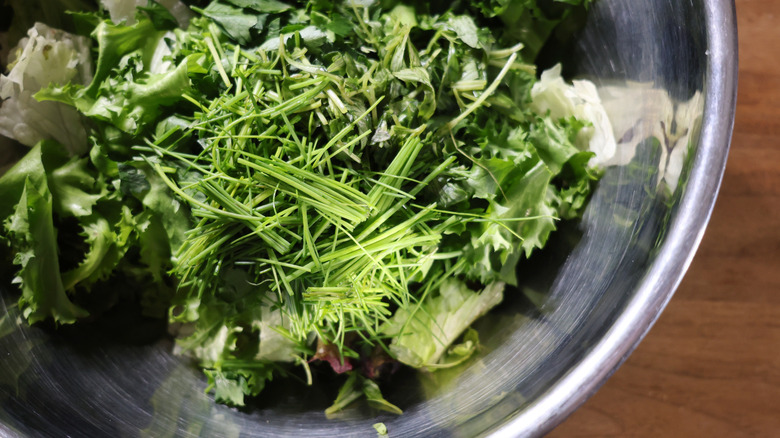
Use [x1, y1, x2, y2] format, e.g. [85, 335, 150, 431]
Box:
[119, 163, 152, 196]
[199, 1, 258, 44]
[138, 0, 180, 31]
[223, 0, 292, 13]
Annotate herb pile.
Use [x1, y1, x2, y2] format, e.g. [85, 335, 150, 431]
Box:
[0, 0, 612, 412]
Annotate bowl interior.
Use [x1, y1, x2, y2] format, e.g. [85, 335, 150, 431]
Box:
[0, 0, 735, 436]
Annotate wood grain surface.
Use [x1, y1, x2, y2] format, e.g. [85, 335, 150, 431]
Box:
[548, 1, 780, 436]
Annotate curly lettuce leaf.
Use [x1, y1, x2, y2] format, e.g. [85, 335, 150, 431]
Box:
[434, 63, 609, 286]
[38, 38, 193, 134]
[0, 139, 103, 223]
[0, 138, 188, 323]
[60, 205, 138, 290]
[174, 273, 298, 358]
[85, 17, 162, 96]
[173, 269, 298, 376]
[203, 366, 275, 406]
[381, 279, 504, 369]
[0, 142, 49, 221]
[46, 153, 105, 218]
[0, 23, 92, 155]
[530, 64, 616, 165]
[138, 1, 182, 31]
[98, 0, 192, 27]
[170, 269, 301, 405]
[88, 58, 192, 133]
[4, 173, 88, 325]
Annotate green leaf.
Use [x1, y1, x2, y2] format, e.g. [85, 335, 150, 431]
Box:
[492, 0, 592, 61]
[137, 213, 171, 281]
[433, 327, 480, 369]
[43, 58, 193, 134]
[363, 378, 402, 415]
[0, 139, 135, 306]
[489, 159, 557, 258]
[325, 373, 363, 416]
[382, 279, 504, 368]
[138, 0, 180, 31]
[373, 423, 388, 436]
[60, 211, 129, 290]
[124, 162, 190, 252]
[5, 177, 88, 325]
[558, 154, 599, 216]
[85, 17, 161, 96]
[0, 23, 92, 155]
[528, 116, 585, 174]
[0, 139, 106, 222]
[326, 14, 354, 37]
[0, 143, 49, 222]
[471, 0, 512, 18]
[325, 373, 402, 416]
[119, 163, 152, 196]
[46, 155, 103, 218]
[392, 67, 432, 86]
[223, 0, 292, 13]
[387, 4, 417, 28]
[442, 15, 481, 49]
[393, 67, 436, 120]
[99, 58, 192, 133]
[204, 369, 249, 406]
[203, 363, 275, 406]
[199, 1, 259, 45]
[464, 157, 520, 201]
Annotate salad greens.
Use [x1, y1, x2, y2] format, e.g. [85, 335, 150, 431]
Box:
[0, 0, 613, 412]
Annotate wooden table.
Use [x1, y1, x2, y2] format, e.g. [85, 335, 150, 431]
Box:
[549, 1, 780, 436]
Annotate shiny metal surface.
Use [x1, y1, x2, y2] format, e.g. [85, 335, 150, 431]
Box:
[0, 0, 737, 437]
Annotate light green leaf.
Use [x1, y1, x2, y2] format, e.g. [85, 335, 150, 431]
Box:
[393, 68, 436, 120]
[363, 378, 402, 415]
[47, 156, 103, 218]
[204, 369, 249, 406]
[86, 17, 161, 96]
[325, 373, 363, 416]
[373, 423, 388, 436]
[447, 15, 480, 49]
[6, 177, 88, 325]
[382, 279, 504, 368]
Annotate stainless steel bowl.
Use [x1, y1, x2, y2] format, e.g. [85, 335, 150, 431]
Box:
[0, 0, 737, 436]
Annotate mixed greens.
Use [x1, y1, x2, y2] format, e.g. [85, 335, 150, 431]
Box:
[0, 0, 614, 412]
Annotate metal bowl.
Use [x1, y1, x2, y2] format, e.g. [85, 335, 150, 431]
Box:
[0, 0, 737, 436]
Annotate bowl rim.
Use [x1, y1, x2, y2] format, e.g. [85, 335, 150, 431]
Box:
[487, 1, 739, 436]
